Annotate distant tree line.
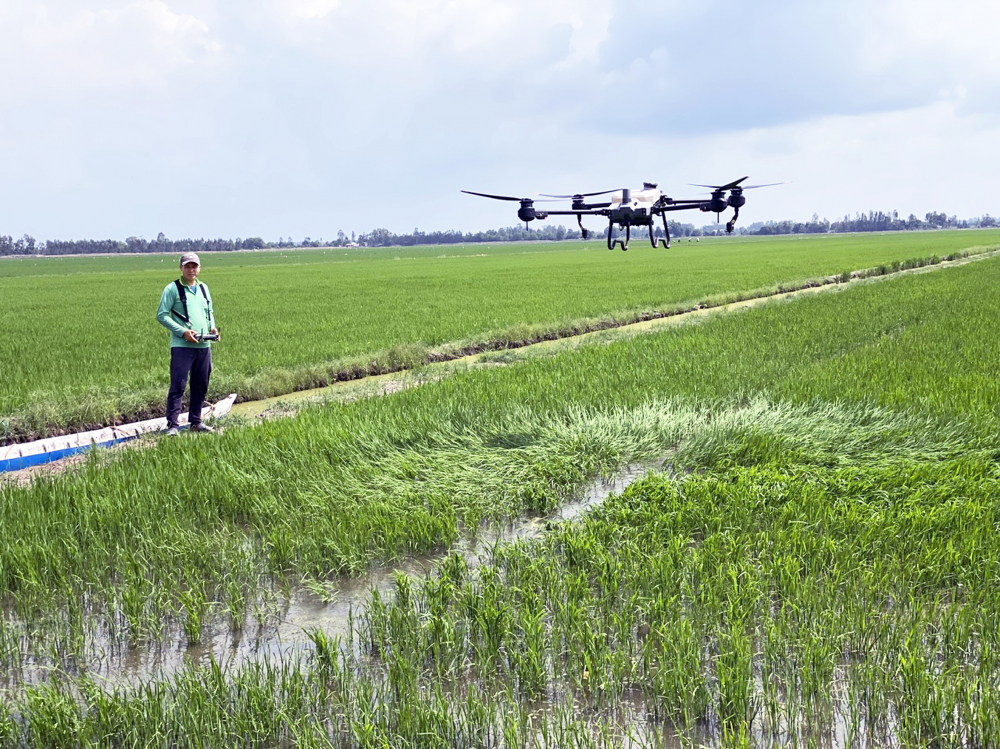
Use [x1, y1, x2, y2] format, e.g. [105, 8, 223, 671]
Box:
[1, 211, 997, 256]
[0, 235, 38, 255]
[745, 211, 997, 236]
[0, 232, 267, 256]
[355, 220, 706, 247]
[359, 224, 576, 246]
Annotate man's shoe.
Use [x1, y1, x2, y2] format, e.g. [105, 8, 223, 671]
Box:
[190, 423, 215, 433]
[165, 427, 179, 437]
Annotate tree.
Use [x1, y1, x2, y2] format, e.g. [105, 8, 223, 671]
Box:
[125, 236, 146, 253]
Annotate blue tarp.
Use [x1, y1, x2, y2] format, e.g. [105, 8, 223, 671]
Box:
[0, 436, 139, 473]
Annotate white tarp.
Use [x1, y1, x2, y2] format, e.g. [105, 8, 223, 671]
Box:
[0, 393, 237, 471]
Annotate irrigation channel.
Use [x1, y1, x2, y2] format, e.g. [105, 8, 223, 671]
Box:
[2, 461, 664, 691]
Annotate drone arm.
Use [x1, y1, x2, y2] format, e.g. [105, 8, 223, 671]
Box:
[542, 208, 611, 217]
[657, 203, 710, 213]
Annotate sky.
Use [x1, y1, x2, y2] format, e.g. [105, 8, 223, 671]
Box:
[2, 0, 999, 242]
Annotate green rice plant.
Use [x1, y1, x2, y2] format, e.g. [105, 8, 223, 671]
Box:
[3, 231, 998, 439]
[7, 242, 1000, 744]
[178, 586, 207, 645]
[643, 616, 711, 727]
[715, 622, 757, 734]
[3, 442, 1000, 746]
[509, 604, 548, 699]
[23, 679, 82, 747]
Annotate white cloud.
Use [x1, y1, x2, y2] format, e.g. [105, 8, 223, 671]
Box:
[0, 1, 222, 95]
[287, 0, 342, 19]
[0, 0, 998, 240]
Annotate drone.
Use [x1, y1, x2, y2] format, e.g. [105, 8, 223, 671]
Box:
[463, 177, 782, 250]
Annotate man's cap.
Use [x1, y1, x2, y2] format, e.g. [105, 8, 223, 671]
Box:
[179, 252, 201, 267]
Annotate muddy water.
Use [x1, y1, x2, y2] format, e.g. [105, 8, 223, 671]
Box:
[7, 461, 663, 690]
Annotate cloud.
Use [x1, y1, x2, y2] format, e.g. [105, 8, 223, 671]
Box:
[0, 1, 223, 96]
[286, 0, 342, 20]
[0, 0, 998, 240]
[564, 0, 992, 137]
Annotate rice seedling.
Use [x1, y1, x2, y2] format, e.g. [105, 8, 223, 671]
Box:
[9, 431, 998, 746]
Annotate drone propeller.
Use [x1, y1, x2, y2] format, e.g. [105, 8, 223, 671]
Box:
[461, 190, 563, 203]
[537, 189, 622, 199]
[689, 178, 788, 193]
[462, 189, 565, 230]
[689, 177, 749, 191]
[461, 190, 525, 202]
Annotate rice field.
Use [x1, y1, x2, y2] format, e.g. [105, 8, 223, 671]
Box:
[2, 236, 999, 746]
[2, 229, 998, 441]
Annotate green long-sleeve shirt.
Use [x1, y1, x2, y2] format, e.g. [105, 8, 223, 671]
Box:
[156, 280, 217, 348]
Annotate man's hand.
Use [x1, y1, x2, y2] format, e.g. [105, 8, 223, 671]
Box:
[183, 329, 200, 343]
[210, 327, 220, 342]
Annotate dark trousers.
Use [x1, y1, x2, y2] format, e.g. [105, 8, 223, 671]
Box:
[167, 347, 213, 428]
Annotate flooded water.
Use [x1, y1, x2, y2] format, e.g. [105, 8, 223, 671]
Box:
[3, 461, 664, 690]
[1, 457, 916, 747]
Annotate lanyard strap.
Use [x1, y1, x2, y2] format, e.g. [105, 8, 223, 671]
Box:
[171, 279, 211, 326]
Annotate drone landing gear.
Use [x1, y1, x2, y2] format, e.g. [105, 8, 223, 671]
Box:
[649, 213, 670, 249]
[608, 220, 629, 251]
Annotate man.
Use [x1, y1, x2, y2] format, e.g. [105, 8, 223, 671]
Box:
[156, 252, 220, 435]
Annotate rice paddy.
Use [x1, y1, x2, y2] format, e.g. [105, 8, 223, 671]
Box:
[3, 229, 998, 441]
[2, 233, 1000, 746]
